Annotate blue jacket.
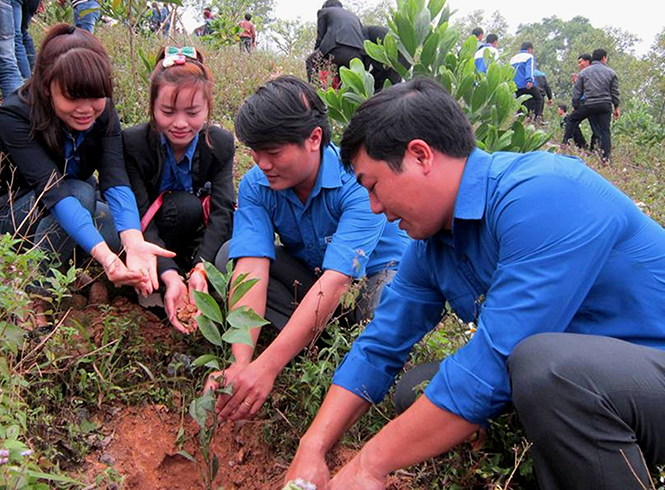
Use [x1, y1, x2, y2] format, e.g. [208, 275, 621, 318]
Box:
[509, 49, 535, 89]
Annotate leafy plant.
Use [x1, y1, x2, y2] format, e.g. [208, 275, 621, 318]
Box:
[320, 0, 551, 153]
[183, 260, 268, 489]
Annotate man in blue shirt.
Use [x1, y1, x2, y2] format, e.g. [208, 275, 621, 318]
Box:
[510, 41, 543, 119]
[474, 33, 498, 74]
[206, 76, 408, 420]
[286, 78, 665, 490]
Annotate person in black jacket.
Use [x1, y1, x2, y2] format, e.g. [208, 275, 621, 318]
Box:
[123, 46, 235, 333]
[314, 0, 364, 74]
[362, 25, 404, 92]
[0, 25, 172, 302]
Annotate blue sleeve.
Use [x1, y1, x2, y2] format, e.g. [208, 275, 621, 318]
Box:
[228, 171, 276, 260]
[104, 186, 141, 233]
[332, 241, 446, 401]
[425, 172, 626, 424]
[52, 196, 104, 253]
[526, 56, 534, 84]
[321, 180, 389, 278]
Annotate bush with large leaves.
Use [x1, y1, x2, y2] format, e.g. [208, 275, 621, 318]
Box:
[320, 0, 551, 153]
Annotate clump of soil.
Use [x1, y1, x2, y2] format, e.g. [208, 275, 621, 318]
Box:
[83, 405, 413, 489]
[176, 299, 198, 334]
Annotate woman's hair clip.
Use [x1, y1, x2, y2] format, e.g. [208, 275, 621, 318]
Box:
[162, 46, 198, 68]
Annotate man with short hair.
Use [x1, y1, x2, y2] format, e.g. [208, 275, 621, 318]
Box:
[510, 41, 543, 119]
[564, 48, 620, 161]
[471, 26, 483, 48]
[286, 77, 665, 490]
[474, 33, 498, 74]
[206, 76, 408, 420]
[238, 13, 256, 53]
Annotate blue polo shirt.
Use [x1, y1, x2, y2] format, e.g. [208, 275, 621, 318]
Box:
[333, 148, 665, 424]
[229, 145, 408, 278]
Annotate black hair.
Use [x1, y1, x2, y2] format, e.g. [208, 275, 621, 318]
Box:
[485, 33, 498, 44]
[592, 48, 607, 61]
[235, 75, 331, 150]
[340, 78, 476, 172]
[520, 41, 533, 51]
[471, 27, 483, 38]
[558, 103, 568, 112]
[578, 53, 592, 62]
[322, 0, 343, 7]
[244, 13, 251, 20]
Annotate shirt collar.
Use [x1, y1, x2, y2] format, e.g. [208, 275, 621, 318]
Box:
[453, 148, 491, 221]
[161, 133, 199, 168]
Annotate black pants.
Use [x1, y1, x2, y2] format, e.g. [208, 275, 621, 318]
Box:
[516, 86, 544, 118]
[154, 191, 204, 271]
[396, 333, 665, 489]
[564, 102, 613, 160]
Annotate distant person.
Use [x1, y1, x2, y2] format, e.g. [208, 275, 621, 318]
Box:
[11, 0, 39, 78]
[238, 13, 256, 53]
[510, 41, 543, 119]
[558, 103, 585, 148]
[572, 52, 591, 84]
[474, 33, 498, 74]
[362, 25, 403, 92]
[0, 0, 23, 97]
[58, 0, 100, 33]
[564, 48, 620, 161]
[471, 26, 483, 48]
[533, 68, 553, 118]
[314, 0, 365, 74]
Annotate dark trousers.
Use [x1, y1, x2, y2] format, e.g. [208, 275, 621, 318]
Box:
[328, 45, 364, 72]
[509, 333, 665, 490]
[154, 191, 204, 271]
[564, 102, 613, 160]
[395, 333, 665, 489]
[516, 86, 544, 118]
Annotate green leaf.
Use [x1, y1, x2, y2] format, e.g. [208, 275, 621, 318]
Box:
[212, 454, 220, 480]
[414, 7, 431, 46]
[471, 78, 489, 113]
[193, 290, 223, 324]
[191, 354, 219, 367]
[459, 34, 478, 61]
[427, 0, 445, 20]
[420, 31, 440, 68]
[394, 12, 418, 57]
[231, 271, 250, 289]
[364, 40, 389, 66]
[16, 470, 82, 485]
[230, 277, 259, 308]
[204, 260, 229, 299]
[339, 65, 365, 95]
[221, 327, 254, 346]
[177, 450, 197, 463]
[196, 315, 223, 347]
[227, 306, 269, 330]
[189, 391, 215, 428]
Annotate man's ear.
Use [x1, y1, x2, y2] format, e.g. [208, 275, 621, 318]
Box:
[405, 139, 434, 174]
[307, 126, 323, 152]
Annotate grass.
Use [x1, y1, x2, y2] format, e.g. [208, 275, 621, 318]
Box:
[2, 18, 665, 490]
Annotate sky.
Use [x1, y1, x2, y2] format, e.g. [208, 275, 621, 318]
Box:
[272, 0, 664, 56]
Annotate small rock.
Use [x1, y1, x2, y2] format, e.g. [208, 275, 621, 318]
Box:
[88, 282, 109, 305]
[99, 453, 115, 465]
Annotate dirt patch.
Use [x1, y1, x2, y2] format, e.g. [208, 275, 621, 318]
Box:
[82, 405, 413, 489]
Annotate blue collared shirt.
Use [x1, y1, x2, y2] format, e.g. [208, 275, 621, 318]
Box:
[159, 134, 199, 193]
[333, 148, 665, 424]
[229, 145, 408, 278]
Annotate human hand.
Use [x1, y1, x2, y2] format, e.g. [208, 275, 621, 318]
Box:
[614, 107, 621, 120]
[121, 230, 175, 293]
[215, 360, 278, 422]
[286, 446, 331, 490]
[187, 265, 209, 304]
[162, 271, 191, 334]
[330, 453, 386, 490]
